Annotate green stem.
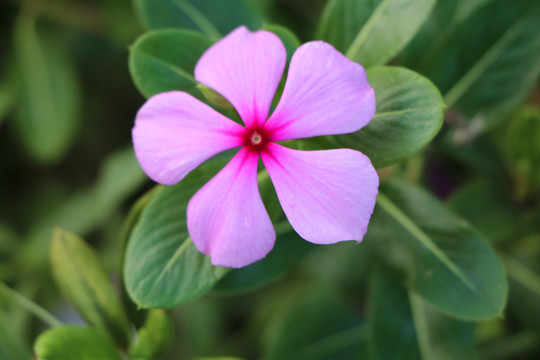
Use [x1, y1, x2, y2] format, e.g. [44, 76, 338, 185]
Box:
[0, 282, 62, 327]
[503, 255, 540, 297]
[409, 292, 433, 360]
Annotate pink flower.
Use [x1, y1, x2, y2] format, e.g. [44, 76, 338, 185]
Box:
[133, 26, 379, 268]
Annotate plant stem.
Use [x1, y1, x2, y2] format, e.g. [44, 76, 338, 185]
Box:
[0, 281, 62, 327]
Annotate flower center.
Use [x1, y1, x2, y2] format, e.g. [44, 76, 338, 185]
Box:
[250, 132, 263, 146]
[244, 128, 270, 152]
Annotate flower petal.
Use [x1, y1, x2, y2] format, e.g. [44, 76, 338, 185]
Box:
[133, 91, 245, 185]
[195, 26, 286, 129]
[261, 143, 379, 244]
[265, 41, 375, 141]
[187, 147, 275, 268]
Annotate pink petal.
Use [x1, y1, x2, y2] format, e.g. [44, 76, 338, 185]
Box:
[133, 91, 244, 185]
[265, 41, 375, 141]
[195, 26, 286, 129]
[261, 143, 379, 244]
[187, 147, 275, 268]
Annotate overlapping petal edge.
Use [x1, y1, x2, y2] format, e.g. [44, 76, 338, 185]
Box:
[132, 26, 379, 268]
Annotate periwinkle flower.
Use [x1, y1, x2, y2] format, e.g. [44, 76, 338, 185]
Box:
[133, 26, 379, 268]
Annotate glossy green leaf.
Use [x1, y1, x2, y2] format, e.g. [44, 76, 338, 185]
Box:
[316, 0, 436, 67]
[134, 0, 262, 38]
[335, 67, 443, 168]
[367, 180, 507, 319]
[34, 326, 121, 360]
[263, 288, 366, 360]
[129, 29, 213, 98]
[124, 160, 229, 309]
[119, 186, 161, 255]
[130, 309, 173, 359]
[19, 148, 146, 270]
[369, 268, 478, 360]
[51, 229, 131, 346]
[13, 12, 80, 163]
[415, 0, 540, 128]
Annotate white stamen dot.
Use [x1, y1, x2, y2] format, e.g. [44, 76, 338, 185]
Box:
[251, 133, 262, 145]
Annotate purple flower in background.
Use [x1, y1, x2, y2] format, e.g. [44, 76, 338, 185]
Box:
[133, 26, 379, 268]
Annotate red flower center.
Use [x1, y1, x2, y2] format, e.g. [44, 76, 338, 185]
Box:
[244, 128, 270, 152]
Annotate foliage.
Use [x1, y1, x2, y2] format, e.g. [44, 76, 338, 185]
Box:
[0, 0, 539, 359]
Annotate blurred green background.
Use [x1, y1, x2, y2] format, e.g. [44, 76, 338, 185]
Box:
[1, 0, 540, 359]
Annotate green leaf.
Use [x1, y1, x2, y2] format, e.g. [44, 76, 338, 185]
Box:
[19, 148, 146, 270]
[129, 29, 213, 98]
[13, 12, 80, 163]
[263, 288, 366, 360]
[368, 267, 420, 360]
[0, 281, 61, 328]
[415, 0, 540, 128]
[119, 187, 161, 256]
[316, 0, 436, 67]
[195, 358, 245, 360]
[34, 326, 121, 360]
[408, 293, 478, 360]
[334, 67, 443, 168]
[447, 180, 518, 242]
[369, 267, 478, 360]
[124, 160, 229, 308]
[503, 106, 540, 194]
[0, 309, 31, 360]
[262, 24, 300, 62]
[0, 66, 17, 127]
[504, 255, 540, 333]
[400, 0, 496, 68]
[367, 180, 508, 319]
[50, 229, 131, 346]
[129, 309, 173, 359]
[134, 0, 263, 38]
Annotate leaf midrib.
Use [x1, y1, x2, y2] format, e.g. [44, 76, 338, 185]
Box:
[345, 0, 391, 60]
[135, 51, 196, 83]
[376, 193, 478, 293]
[155, 236, 192, 283]
[373, 106, 437, 118]
[171, 0, 221, 40]
[443, 12, 527, 107]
